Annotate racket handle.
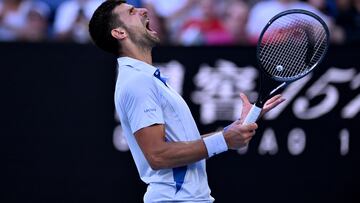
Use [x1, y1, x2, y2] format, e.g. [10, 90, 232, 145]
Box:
[243, 104, 262, 124]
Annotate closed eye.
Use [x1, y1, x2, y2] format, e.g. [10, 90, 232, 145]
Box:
[129, 7, 135, 15]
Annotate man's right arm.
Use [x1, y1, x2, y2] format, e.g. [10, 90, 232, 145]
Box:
[134, 121, 257, 170]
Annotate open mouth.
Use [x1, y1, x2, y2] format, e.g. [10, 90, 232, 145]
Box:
[145, 19, 157, 34]
[145, 20, 151, 31]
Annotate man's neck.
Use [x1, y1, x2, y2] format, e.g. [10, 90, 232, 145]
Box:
[121, 43, 153, 65]
[125, 52, 152, 65]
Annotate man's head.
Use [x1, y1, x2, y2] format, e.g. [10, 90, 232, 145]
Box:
[89, 0, 159, 56]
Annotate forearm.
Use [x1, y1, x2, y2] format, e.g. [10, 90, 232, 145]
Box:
[147, 139, 208, 170]
[135, 125, 229, 170]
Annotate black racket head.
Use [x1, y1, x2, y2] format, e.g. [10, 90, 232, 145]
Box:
[256, 9, 330, 82]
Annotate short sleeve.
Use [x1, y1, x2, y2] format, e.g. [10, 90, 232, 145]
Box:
[121, 76, 164, 134]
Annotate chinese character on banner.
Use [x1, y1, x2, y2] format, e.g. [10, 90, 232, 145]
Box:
[191, 59, 258, 124]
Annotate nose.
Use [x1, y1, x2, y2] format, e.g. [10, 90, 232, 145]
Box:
[139, 8, 148, 17]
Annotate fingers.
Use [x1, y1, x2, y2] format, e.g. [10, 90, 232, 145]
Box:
[243, 136, 253, 145]
[240, 124, 257, 144]
[266, 94, 283, 104]
[266, 98, 285, 109]
[229, 122, 257, 132]
[263, 94, 286, 112]
[241, 123, 257, 137]
[239, 93, 251, 105]
[235, 123, 257, 140]
[240, 123, 258, 132]
[224, 122, 257, 149]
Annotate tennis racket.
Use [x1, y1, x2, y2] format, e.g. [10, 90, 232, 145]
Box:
[243, 9, 330, 124]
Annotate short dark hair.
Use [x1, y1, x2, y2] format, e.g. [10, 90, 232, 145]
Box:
[89, 0, 126, 55]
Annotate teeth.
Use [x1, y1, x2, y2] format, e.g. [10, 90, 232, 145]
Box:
[145, 19, 154, 32]
[146, 20, 151, 30]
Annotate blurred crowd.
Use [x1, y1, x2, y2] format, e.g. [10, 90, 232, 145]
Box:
[0, 0, 360, 45]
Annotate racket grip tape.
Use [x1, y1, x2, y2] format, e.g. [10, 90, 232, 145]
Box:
[243, 104, 262, 124]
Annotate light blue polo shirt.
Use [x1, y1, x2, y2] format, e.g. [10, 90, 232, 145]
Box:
[114, 57, 214, 202]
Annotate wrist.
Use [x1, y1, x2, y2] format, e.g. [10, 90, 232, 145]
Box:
[203, 131, 228, 157]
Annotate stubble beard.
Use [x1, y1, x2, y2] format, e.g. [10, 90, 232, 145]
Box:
[126, 26, 160, 52]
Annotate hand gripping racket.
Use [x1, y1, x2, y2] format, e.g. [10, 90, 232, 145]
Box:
[243, 9, 330, 124]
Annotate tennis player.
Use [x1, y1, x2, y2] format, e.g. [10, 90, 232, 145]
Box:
[89, 1, 284, 202]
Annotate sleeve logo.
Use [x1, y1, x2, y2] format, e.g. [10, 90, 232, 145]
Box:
[144, 108, 156, 113]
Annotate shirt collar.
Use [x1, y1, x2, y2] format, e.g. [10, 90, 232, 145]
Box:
[117, 56, 157, 76]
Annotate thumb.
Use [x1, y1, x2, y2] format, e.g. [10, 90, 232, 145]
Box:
[240, 93, 251, 104]
[234, 119, 242, 125]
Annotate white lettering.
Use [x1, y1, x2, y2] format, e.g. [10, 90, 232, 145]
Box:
[265, 75, 311, 120]
[191, 59, 258, 124]
[342, 95, 360, 118]
[339, 129, 350, 156]
[288, 128, 306, 155]
[342, 72, 360, 118]
[237, 145, 249, 155]
[293, 67, 356, 119]
[258, 128, 278, 155]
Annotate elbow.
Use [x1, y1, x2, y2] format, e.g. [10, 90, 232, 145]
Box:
[147, 153, 168, 170]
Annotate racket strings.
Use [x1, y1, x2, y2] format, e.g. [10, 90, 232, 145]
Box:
[259, 14, 300, 67]
[281, 19, 311, 78]
[259, 20, 291, 69]
[301, 19, 327, 67]
[272, 20, 307, 77]
[264, 20, 324, 77]
[307, 27, 327, 67]
[262, 17, 309, 77]
[258, 13, 328, 80]
[260, 16, 309, 78]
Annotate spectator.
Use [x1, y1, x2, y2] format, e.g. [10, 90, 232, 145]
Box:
[246, 0, 331, 44]
[143, 0, 201, 44]
[22, 2, 50, 41]
[53, 0, 103, 43]
[38, 0, 63, 11]
[336, 0, 360, 43]
[222, 0, 250, 45]
[0, 0, 50, 42]
[306, 0, 345, 43]
[307, 0, 330, 14]
[177, 0, 232, 45]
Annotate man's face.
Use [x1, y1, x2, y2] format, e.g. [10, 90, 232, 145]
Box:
[113, 3, 160, 48]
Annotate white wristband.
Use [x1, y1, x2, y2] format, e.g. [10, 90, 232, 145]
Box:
[203, 131, 228, 157]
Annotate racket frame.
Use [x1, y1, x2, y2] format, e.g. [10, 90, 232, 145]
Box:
[243, 9, 330, 124]
[256, 9, 330, 83]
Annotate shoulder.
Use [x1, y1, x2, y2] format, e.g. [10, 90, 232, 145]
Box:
[117, 67, 158, 98]
[121, 67, 156, 87]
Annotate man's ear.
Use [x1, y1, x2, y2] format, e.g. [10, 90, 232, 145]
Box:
[111, 28, 127, 40]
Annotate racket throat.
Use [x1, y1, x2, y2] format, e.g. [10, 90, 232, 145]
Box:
[269, 82, 287, 97]
[256, 82, 287, 108]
